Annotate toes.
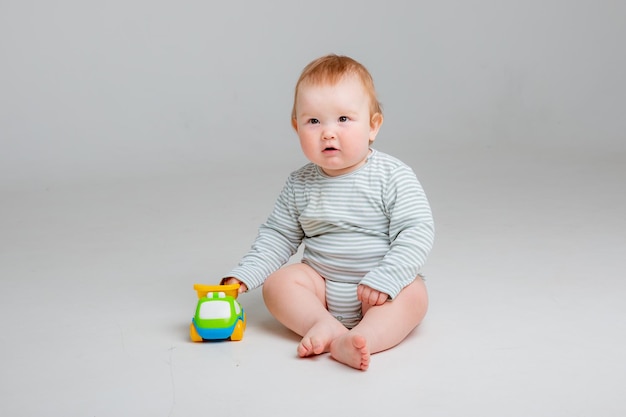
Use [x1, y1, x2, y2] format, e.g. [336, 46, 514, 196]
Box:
[352, 335, 367, 350]
[297, 339, 313, 357]
[330, 334, 371, 371]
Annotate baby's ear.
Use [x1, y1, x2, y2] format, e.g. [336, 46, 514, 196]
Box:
[291, 117, 298, 132]
[370, 112, 383, 136]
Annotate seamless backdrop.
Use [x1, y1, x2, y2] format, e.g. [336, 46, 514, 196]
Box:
[1, 1, 625, 416]
[2, 0, 624, 190]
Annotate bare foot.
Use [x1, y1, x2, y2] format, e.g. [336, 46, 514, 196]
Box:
[297, 321, 348, 358]
[330, 333, 370, 371]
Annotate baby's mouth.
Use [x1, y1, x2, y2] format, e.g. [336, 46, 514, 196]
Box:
[324, 147, 338, 151]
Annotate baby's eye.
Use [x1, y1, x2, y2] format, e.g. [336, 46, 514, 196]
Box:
[338, 116, 349, 122]
[308, 118, 320, 124]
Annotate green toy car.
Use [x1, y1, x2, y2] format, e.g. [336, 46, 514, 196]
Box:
[190, 284, 246, 341]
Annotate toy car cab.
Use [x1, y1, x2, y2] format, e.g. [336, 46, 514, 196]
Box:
[190, 283, 247, 342]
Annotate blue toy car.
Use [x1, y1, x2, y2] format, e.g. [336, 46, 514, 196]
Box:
[190, 284, 246, 341]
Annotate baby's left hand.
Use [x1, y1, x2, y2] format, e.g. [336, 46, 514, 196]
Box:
[357, 284, 389, 306]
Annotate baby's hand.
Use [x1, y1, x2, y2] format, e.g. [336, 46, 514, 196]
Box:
[221, 277, 248, 293]
[357, 284, 389, 306]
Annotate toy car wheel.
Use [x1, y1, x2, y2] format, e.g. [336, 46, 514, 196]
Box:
[230, 320, 245, 341]
[190, 323, 203, 342]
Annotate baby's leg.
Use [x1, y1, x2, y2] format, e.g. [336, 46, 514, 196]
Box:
[262, 264, 348, 357]
[330, 277, 428, 370]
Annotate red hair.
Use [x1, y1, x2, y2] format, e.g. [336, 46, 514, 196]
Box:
[291, 54, 383, 120]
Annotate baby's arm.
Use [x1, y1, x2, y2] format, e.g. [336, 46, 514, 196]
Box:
[359, 166, 434, 299]
[222, 175, 304, 292]
[357, 284, 389, 306]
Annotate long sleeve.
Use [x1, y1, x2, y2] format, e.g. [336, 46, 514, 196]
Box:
[359, 164, 435, 298]
[224, 176, 304, 290]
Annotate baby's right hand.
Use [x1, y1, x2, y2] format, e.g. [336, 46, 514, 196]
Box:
[221, 277, 248, 293]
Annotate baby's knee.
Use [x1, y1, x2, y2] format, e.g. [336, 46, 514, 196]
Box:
[402, 276, 429, 314]
[262, 270, 284, 295]
[263, 263, 325, 298]
[263, 264, 309, 293]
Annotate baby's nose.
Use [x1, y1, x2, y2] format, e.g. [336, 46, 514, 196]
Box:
[322, 129, 336, 140]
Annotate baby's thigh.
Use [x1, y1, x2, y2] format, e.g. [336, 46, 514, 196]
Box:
[263, 263, 327, 303]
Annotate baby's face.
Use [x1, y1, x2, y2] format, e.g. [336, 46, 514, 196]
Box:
[293, 75, 382, 177]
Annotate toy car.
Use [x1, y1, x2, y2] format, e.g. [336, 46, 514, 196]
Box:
[190, 283, 247, 342]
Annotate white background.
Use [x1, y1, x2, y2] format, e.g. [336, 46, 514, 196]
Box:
[1, 1, 625, 416]
[2, 0, 624, 189]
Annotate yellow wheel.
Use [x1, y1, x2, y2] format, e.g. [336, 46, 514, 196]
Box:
[230, 320, 245, 341]
[190, 323, 203, 342]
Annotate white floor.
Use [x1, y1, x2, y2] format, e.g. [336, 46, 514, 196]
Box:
[1, 145, 625, 416]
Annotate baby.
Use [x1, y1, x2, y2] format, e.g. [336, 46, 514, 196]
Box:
[222, 54, 434, 370]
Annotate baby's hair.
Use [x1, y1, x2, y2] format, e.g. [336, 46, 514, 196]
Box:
[291, 54, 383, 120]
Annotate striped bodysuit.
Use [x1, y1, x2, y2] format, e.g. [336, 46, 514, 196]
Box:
[226, 149, 435, 328]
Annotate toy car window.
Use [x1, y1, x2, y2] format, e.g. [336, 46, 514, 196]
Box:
[198, 300, 231, 319]
[234, 301, 241, 315]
